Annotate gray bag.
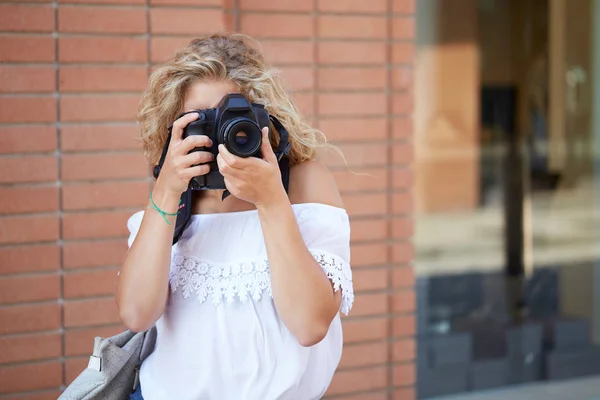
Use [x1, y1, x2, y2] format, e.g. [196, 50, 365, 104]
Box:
[58, 327, 157, 400]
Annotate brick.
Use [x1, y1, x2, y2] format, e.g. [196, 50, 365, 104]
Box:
[59, 36, 147, 63]
[240, 0, 312, 11]
[60, 0, 145, 3]
[0, 215, 59, 244]
[392, 117, 412, 139]
[393, 338, 415, 362]
[65, 325, 123, 356]
[290, 92, 314, 116]
[0, 156, 58, 183]
[0, 332, 61, 364]
[0, 361, 62, 394]
[0, 125, 57, 154]
[393, 93, 413, 115]
[2, 391, 64, 400]
[343, 193, 387, 217]
[350, 219, 387, 242]
[0, 274, 60, 305]
[0, 96, 56, 123]
[0, 245, 60, 275]
[240, 14, 312, 38]
[150, 36, 195, 63]
[319, 118, 387, 142]
[327, 143, 389, 167]
[392, 290, 414, 313]
[333, 168, 388, 192]
[64, 268, 119, 298]
[392, 43, 415, 64]
[0, 66, 55, 93]
[393, 363, 415, 386]
[63, 239, 128, 269]
[319, 15, 386, 39]
[393, 0, 415, 14]
[339, 341, 387, 368]
[392, 217, 412, 239]
[393, 168, 412, 189]
[60, 94, 140, 122]
[0, 303, 60, 334]
[352, 293, 387, 316]
[65, 357, 87, 386]
[61, 123, 139, 152]
[333, 393, 387, 400]
[327, 366, 387, 395]
[59, 66, 148, 93]
[62, 210, 134, 239]
[392, 266, 414, 288]
[58, 6, 146, 34]
[279, 66, 314, 91]
[394, 388, 416, 400]
[392, 66, 413, 91]
[150, 0, 220, 4]
[392, 17, 414, 39]
[64, 297, 121, 327]
[351, 242, 387, 266]
[318, 0, 387, 13]
[352, 268, 387, 292]
[150, 8, 224, 35]
[392, 192, 412, 214]
[0, 186, 59, 215]
[392, 314, 415, 337]
[318, 67, 387, 91]
[62, 180, 148, 211]
[318, 93, 386, 117]
[392, 143, 412, 165]
[318, 41, 386, 65]
[259, 40, 314, 65]
[392, 242, 413, 263]
[343, 318, 387, 343]
[0, 4, 54, 32]
[61, 152, 148, 181]
[0, 35, 55, 62]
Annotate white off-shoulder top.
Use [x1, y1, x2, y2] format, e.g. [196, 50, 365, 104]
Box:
[126, 203, 354, 400]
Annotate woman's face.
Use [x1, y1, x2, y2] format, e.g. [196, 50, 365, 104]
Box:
[183, 80, 240, 113]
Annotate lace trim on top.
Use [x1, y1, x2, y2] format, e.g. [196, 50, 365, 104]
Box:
[169, 251, 354, 315]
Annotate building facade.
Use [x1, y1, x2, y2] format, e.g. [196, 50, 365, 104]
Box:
[3, 0, 600, 399]
[0, 0, 415, 398]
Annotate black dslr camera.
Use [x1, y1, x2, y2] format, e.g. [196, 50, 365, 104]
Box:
[181, 93, 270, 190]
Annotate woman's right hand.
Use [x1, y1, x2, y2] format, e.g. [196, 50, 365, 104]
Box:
[155, 112, 214, 195]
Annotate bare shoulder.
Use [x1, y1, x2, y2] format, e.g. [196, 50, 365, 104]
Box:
[287, 160, 344, 208]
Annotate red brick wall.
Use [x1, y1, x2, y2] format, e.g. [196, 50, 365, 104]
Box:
[0, 0, 415, 398]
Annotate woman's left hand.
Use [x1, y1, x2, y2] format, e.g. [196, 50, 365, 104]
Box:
[216, 127, 286, 207]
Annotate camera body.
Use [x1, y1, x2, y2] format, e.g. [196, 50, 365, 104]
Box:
[181, 93, 270, 190]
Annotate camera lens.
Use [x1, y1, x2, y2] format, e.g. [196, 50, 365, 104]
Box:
[221, 118, 262, 158]
[235, 131, 248, 146]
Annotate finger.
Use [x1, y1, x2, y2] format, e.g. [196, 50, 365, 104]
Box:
[216, 153, 243, 178]
[179, 134, 213, 153]
[218, 144, 248, 170]
[171, 112, 199, 142]
[261, 127, 278, 164]
[178, 151, 214, 167]
[182, 164, 211, 179]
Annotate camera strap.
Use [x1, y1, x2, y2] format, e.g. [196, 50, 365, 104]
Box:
[154, 115, 293, 245]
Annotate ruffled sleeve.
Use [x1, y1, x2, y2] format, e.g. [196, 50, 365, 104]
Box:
[295, 204, 354, 315]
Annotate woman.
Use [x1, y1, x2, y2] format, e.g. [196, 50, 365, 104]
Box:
[116, 33, 354, 400]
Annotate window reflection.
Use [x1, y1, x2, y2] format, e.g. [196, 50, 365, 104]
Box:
[415, 0, 600, 397]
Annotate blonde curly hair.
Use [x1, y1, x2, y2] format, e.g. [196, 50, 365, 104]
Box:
[138, 33, 327, 166]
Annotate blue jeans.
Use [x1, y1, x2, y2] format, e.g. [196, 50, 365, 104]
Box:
[130, 384, 144, 400]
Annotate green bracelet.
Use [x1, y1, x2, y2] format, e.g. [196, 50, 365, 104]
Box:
[148, 191, 181, 225]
